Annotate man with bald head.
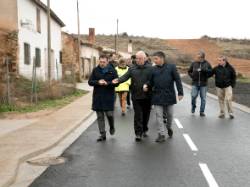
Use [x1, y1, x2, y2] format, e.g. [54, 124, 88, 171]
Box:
[113, 51, 153, 141]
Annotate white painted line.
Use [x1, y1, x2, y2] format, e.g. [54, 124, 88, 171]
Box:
[183, 134, 198, 151]
[174, 118, 183, 129]
[199, 163, 219, 187]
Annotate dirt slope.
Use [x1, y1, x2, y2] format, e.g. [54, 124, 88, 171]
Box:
[166, 39, 250, 77]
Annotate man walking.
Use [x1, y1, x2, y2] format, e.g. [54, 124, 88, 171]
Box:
[113, 51, 152, 142]
[88, 55, 118, 142]
[188, 51, 213, 116]
[212, 56, 236, 119]
[144, 51, 183, 142]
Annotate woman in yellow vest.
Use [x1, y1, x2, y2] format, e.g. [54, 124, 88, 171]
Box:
[115, 58, 131, 116]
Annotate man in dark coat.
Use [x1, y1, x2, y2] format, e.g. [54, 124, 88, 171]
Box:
[212, 56, 236, 119]
[188, 50, 213, 116]
[112, 51, 153, 142]
[145, 52, 153, 66]
[109, 53, 117, 68]
[88, 55, 118, 142]
[144, 51, 183, 142]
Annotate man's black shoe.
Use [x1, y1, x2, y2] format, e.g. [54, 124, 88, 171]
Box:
[97, 136, 106, 142]
[110, 127, 115, 135]
[135, 135, 142, 142]
[155, 134, 165, 143]
[167, 128, 173, 138]
[218, 113, 225, 118]
[229, 114, 234, 119]
[200, 112, 206, 117]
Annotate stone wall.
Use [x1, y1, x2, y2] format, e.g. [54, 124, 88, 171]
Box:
[61, 32, 79, 80]
[0, 29, 18, 98]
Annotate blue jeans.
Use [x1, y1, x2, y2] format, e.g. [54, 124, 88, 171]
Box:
[191, 86, 207, 113]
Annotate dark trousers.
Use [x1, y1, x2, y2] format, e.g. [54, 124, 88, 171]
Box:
[96, 111, 114, 136]
[132, 99, 151, 136]
[127, 90, 131, 106]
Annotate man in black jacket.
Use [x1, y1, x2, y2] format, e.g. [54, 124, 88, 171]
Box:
[109, 53, 117, 68]
[112, 51, 153, 142]
[144, 51, 184, 142]
[188, 51, 213, 116]
[212, 56, 236, 119]
[88, 55, 118, 142]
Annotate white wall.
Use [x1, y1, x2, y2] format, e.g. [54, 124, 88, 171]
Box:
[17, 0, 62, 81]
[80, 45, 99, 59]
[80, 45, 100, 77]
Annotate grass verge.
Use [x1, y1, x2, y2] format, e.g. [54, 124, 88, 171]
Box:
[0, 89, 88, 114]
[237, 77, 250, 83]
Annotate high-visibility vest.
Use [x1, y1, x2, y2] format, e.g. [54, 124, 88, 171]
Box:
[115, 66, 131, 92]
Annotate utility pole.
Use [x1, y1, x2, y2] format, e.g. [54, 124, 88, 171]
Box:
[5, 57, 11, 105]
[47, 0, 51, 83]
[77, 0, 83, 81]
[115, 19, 119, 54]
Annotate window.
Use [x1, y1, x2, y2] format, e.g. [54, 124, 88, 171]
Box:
[35, 48, 41, 67]
[24, 43, 30, 65]
[36, 8, 41, 33]
[59, 51, 62, 64]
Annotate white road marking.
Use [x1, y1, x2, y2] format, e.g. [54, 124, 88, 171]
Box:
[174, 118, 183, 129]
[183, 134, 198, 151]
[199, 163, 219, 187]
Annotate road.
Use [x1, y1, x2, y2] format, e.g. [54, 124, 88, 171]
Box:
[30, 87, 250, 187]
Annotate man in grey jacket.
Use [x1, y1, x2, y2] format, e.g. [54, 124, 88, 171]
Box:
[112, 51, 153, 142]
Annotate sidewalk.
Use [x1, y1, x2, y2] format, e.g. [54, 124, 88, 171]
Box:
[0, 83, 93, 187]
[0, 120, 37, 137]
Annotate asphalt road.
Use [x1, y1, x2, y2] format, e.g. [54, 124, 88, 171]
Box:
[30, 87, 250, 187]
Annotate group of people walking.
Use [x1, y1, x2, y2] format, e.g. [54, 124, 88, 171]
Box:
[88, 49, 236, 143]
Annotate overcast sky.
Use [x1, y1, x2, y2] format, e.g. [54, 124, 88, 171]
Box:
[42, 0, 250, 39]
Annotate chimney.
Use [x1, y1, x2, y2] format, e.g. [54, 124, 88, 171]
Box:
[88, 28, 95, 44]
[128, 39, 133, 54]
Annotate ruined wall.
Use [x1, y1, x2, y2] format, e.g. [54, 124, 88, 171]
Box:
[62, 32, 102, 81]
[0, 29, 18, 98]
[61, 33, 78, 76]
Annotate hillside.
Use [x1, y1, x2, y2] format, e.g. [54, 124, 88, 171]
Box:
[81, 34, 250, 77]
[81, 34, 193, 68]
[166, 38, 250, 77]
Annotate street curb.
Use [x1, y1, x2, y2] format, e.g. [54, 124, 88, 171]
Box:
[182, 82, 250, 114]
[1, 94, 94, 187]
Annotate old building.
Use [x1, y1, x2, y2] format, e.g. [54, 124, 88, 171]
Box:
[0, 0, 65, 81]
[62, 29, 102, 80]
